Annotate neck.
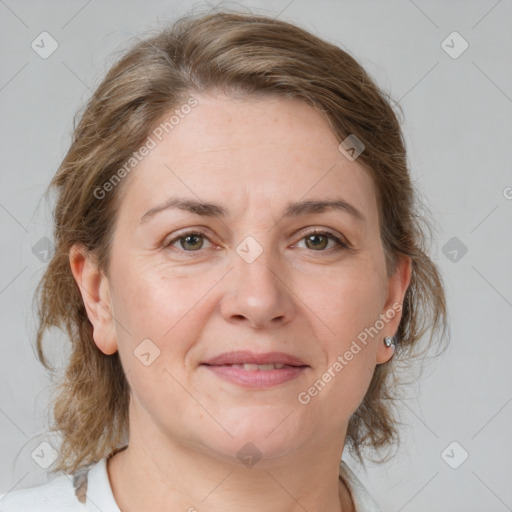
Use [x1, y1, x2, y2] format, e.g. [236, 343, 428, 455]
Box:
[106, 420, 354, 512]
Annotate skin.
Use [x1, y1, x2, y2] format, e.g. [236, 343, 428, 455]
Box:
[70, 93, 411, 512]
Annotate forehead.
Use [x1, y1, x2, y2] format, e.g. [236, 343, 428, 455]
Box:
[118, 94, 378, 226]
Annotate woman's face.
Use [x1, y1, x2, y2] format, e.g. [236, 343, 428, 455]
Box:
[74, 93, 410, 463]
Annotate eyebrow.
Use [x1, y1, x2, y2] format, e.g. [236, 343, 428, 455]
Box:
[139, 196, 365, 224]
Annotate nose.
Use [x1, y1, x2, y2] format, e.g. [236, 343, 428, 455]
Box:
[219, 243, 296, 330]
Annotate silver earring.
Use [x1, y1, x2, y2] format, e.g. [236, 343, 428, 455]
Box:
[383, 336, 395, 348]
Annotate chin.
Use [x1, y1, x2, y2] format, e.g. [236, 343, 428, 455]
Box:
[203, 435, 302, 468]
[196, 409, 311, 466]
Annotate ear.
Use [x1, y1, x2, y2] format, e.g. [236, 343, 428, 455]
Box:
[376, 254, 412, 364]
[69, 243, 118, 355]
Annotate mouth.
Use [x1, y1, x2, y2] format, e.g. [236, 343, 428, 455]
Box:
[215, 362, 300, 371]
[201, 351, 309, 388]
[201, 350, 308, 367]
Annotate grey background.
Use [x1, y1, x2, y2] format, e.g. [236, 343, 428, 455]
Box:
[1, 0, 511, 510]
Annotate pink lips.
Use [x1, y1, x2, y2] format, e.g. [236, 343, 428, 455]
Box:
[201, 351, 309, 388]
[202, 350, 307, 366]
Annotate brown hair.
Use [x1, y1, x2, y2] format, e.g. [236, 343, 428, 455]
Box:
[34, 8, 448, 475]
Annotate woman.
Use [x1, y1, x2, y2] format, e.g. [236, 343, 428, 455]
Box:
[0, 8, 447, 512]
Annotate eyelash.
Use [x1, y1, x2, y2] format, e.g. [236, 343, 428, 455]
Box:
[162, 228, 349, 257]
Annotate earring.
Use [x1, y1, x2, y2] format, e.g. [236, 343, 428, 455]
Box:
[383, 336, 395, 348]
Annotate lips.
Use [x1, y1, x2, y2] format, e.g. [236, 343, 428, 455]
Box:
[201, 351, 309, 388]
[201, 351, 308, 368]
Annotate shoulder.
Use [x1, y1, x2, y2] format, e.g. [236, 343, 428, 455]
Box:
[339, 459, 383, 512]
[0, 467, 90, 512]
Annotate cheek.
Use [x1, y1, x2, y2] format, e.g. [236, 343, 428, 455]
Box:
[313, 256, 386, 398]
[316, 292, 380, 415]
[320, 259, 387, 336]
[108, 262, 203, 364]
[112, 256, 208, 331]
[110, 270, 207, 409]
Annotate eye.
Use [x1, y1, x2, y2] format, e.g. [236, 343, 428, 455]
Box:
[163, 229, 214, 254]
[295, 229, 349, 253]
[162, 228, 349, 256]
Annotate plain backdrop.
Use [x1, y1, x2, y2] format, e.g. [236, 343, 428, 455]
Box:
[1, 1, 511, 510]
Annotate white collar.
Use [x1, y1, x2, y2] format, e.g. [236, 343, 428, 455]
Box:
[82, 456, 382, 512]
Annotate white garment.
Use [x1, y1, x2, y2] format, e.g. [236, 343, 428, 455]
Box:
[0, 457, 382, 511]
